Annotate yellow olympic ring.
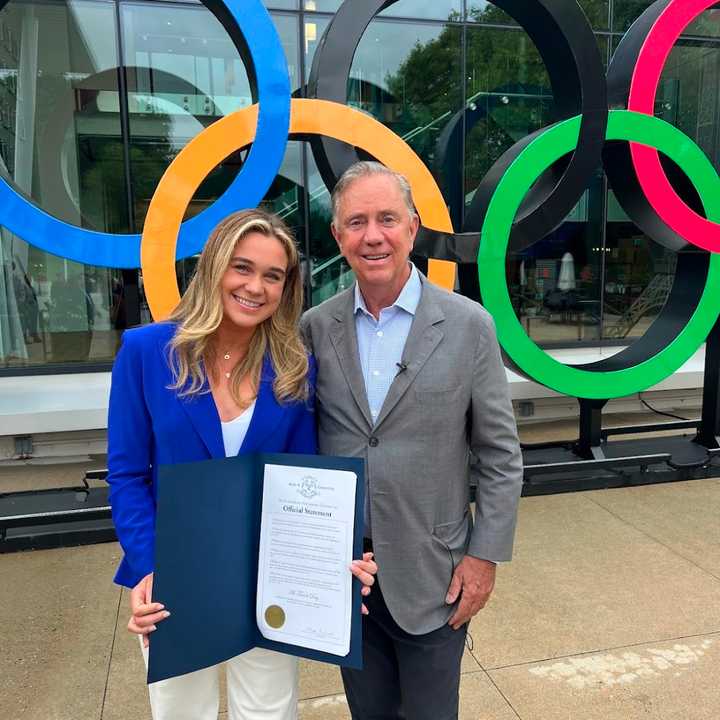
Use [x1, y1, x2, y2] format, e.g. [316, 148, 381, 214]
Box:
[141, 98, 456, 320]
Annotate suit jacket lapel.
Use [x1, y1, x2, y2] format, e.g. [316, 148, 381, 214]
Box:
[240, 356, 284, 453]
[162, 333, 281, 458]
[178, 388, 225, 459]
[329, 291, 373, 428]
[373, 277, 445, 430]
[157, 332, 225, 459]
[158, 330, 225, 458]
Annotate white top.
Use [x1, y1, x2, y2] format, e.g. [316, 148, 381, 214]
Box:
[220, 401, 256, 457]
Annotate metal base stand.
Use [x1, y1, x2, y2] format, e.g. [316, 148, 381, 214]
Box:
[6, 321, 720, 545]
[522, 318, 720, 494]
[0, 471, 114, 553]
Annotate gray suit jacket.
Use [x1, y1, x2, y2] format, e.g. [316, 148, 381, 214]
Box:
[301, 273, 522, 634]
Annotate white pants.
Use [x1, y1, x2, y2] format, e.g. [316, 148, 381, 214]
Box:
[140, 638, 298, 720]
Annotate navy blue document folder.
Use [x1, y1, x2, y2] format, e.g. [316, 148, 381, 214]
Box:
[147, 453, 365, 684]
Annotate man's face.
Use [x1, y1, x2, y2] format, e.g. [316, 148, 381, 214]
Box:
[331, 174, 419, 294]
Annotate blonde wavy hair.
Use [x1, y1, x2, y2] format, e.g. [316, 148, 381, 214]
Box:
[167, 209, 308, 404]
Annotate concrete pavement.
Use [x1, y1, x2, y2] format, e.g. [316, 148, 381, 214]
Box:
[1, 476, 719, 719]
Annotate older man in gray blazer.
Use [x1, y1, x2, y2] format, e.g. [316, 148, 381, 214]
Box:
[301, 161, 522, 720]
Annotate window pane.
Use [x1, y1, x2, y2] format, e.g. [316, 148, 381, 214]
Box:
[120, 3, 299, 231]
[603, 25, 720, 340]
[304, 1, 462, 21]
[378, 1, 461, 21]
[350, 20, 462, 176]
[506, 178, 604, 346]
[0, 230, 129, 367]
[0, 0, 133, 368]
[265, 0, 297, 9]
[464, 25, 554, 212]
[307, 19, 462, 305]
[468, 1, 609, 30]
[603, 199, 674, 341]
[686, 8, 720, 39]
[303, 14, 329, 82]
[306, 149, 350, 306]
[261, 141, 308, 307]
[614, 2, 720, 35]
[463, 24, 607, 345]
[660, 38, 720, 168]
[612, 1, 653, 33]
[303, 1, 339, 12]
[466, 2, 515, 25]
[0, 0, 129, 231]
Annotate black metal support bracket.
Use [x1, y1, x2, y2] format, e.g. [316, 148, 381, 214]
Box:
[696, 317, 720, 448]
[574, 398, 608, 460]
[0, 476, 113, 552]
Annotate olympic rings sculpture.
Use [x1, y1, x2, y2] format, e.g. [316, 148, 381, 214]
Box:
[2, 0, 720, 400]
[0, 0, 291, 266]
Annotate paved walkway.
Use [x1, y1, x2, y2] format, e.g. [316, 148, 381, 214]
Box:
[2, 475, 719, 719]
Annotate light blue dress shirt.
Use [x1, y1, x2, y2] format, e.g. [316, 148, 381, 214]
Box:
[354, 264, 422, 535]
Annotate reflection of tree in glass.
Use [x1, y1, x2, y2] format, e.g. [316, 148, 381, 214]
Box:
[309, 200, 334, 263]
[382, 27, 462, 168]
[468, 1, 608, 30]
[383, 22, 552, 197]
[466, 3, 515, 25]
[78, 138, 133, 233]
[612, 1, 654, 33]
[659, 43, 720, 172]
[611, 1, 719, 34]
[128, 110, 188, 229]
[127, 120, 246, 230]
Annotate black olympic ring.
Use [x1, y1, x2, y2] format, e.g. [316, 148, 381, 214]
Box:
[307, 0, 608, 252]
[307, 0, 717, 393]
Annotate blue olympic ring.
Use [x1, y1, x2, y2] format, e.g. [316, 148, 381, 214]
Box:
[0, 0, 290, 269]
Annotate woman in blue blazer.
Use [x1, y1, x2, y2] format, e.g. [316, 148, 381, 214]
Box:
[107, 209, 376, 720]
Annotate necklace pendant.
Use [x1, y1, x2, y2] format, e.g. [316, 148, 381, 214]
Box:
[225, 372, 231, 379]
[224, 353, 230, 360]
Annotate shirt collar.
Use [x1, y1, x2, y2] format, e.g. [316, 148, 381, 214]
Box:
[353, 263, 421, 318]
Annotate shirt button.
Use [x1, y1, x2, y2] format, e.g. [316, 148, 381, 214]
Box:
[376, 331, 383, 337]
[372, 370, 380, 377]
[368, 436, 379, 447]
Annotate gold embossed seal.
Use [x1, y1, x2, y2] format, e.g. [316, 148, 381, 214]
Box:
[265, 605, 286, 629]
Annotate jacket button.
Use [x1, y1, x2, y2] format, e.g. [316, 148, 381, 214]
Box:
[368, 436, 379, 447]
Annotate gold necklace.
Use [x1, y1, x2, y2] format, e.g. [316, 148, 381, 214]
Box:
[221, 348, 247, 379]
[222, 350, 233, 379]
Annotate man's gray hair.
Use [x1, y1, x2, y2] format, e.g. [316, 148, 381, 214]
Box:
[331, 161, 417, 224]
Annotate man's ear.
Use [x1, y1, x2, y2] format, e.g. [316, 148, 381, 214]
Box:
[409, 213, 420, 247]
[331, 223, 343, 253]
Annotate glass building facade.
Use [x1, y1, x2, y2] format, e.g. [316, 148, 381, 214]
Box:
[1, 0, 719, 374]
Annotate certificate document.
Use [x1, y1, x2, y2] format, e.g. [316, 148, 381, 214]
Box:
[256, 463, 357, 656]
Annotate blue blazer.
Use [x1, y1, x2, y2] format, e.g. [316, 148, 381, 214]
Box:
[107, 321, 317, 588]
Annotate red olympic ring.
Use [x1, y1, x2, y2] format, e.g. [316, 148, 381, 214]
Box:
[628, 0, 720, 253]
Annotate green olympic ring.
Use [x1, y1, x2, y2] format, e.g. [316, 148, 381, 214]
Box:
[478, 109, 720, 399]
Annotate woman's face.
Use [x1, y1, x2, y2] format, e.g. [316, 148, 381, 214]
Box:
[219, 231, 289, 332]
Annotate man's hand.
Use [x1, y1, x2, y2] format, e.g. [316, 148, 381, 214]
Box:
[445, 556, 496, 630]
[127, 572, 170, 648]
[350, 552, 377, 615]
